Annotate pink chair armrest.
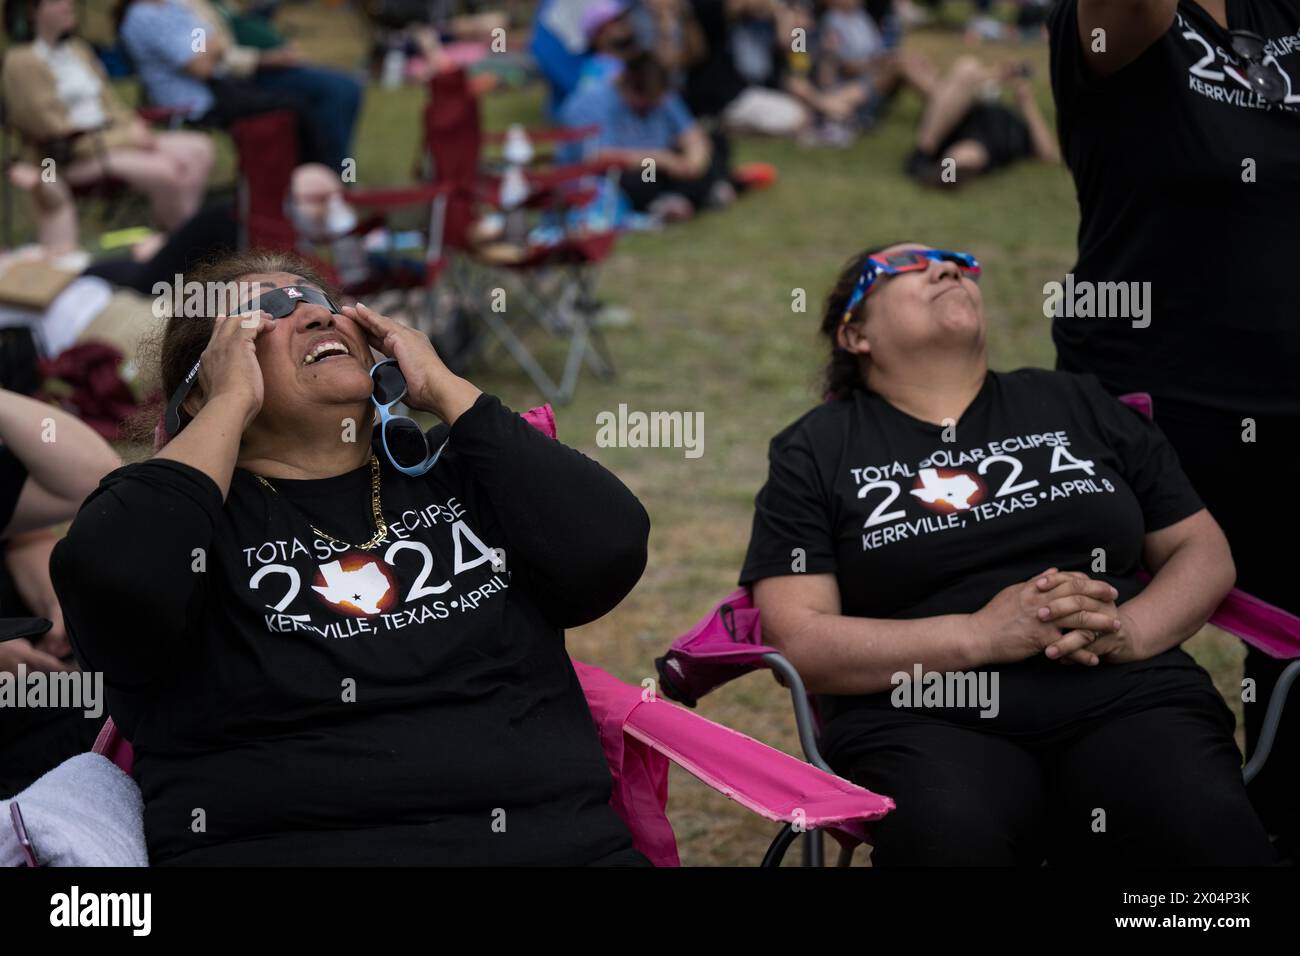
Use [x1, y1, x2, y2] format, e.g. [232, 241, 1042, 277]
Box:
[623, 694, 894, 829]
[1211, 587, 1300, 660]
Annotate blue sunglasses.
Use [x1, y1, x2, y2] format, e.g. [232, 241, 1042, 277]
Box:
[841, 249, 981, 323]
[370, 359, 448, 476]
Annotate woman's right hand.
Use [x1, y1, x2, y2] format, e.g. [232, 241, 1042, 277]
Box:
[194, 312, 274, 428]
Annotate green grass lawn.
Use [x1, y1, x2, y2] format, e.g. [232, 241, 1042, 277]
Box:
[29, 1, 1247, 866]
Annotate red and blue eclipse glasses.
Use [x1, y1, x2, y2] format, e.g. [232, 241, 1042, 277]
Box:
[841, 249, 981, 323]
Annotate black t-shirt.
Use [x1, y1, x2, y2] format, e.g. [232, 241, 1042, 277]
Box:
[1048, 0, 1300, 414]
[684, 0, 749, 117]
[50, 394, 650, 865]
[740, 370, 1216, 743]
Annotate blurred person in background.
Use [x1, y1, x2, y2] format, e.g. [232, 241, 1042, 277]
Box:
[904, 57, 1058, 184]
[2, 0, 215, 252]
[680, 0, 811, 136]
[116, 0, 360, 169]
[568, 0, 644, 100]
[786, 0, 938, 143]
[561, 51, 732, 221]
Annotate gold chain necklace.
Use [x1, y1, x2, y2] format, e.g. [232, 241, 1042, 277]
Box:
[254, 453, 388, 551]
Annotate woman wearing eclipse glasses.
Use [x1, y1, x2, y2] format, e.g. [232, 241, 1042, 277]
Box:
[739, 243, 1275, 865]
[49, 250, 652, 866]
[1048, 0, 1300, 859]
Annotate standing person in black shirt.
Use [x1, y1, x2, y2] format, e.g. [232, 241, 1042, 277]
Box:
[49, 250, 652, 866]
[1047, 0, 1300, 859]
[741, 243, 1275, 865]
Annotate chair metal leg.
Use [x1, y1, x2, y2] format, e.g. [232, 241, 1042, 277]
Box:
[762, 823, 799, 867]
[801, 828, 824, 867]
[1243, 658, 1300, 785]
[467, 262, 611, 404]
[477, 306, 570, 403]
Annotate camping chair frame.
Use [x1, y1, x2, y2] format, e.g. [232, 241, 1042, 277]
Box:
[419, 67, 623, 403]
[444, 194, 620, 403]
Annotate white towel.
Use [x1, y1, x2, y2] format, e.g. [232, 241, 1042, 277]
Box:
[1, 753, 147, 867]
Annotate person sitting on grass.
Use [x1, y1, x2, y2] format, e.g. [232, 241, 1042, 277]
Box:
[50, 250, 652, 865]
[904, 57, 1059, 186]
[560, 51, 733, 222]
[786, 0, 938, 143]
[678, 0, 813, 137]
[740, 241, 1276, 866]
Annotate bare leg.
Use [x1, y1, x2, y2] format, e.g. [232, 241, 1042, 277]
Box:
[65, 148, 198, 231]
[914, 55, 993, 154]
[153, 131, 214, 218]
[8, 164, 78, 252]
[869, 48, 943, 101]
[784, 74, 866, 122]
[820, 82, 870, 121]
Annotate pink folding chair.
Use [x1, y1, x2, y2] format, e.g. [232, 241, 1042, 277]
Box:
[79, 665, 892, 868]
[656, 392, 1300, 866]
[16, 404, 892, 868]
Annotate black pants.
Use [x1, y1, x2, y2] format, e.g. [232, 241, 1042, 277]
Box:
[84, 201, 239, 295]
[1152, 398, 1300, 855]
[587, 844, 653, 866]
[835, 699, 1275, 866]
[199, 77, 328, 167]
[618, 130, 732, 213]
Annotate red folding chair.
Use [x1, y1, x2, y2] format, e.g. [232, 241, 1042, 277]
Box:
[229, 111, 453, 340]
[656, 392, 1300, 866]
[420, 67, 621, 403]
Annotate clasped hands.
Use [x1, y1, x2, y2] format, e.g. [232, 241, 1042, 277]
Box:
[973, 568, 1145, 667]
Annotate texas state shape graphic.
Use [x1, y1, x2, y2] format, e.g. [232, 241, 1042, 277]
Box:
[311, 559, 392, 615]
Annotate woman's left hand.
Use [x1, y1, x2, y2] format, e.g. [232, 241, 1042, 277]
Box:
[1087, 610, 1147, 664]
[343, 302, 481, 423]
[1046, 609, 1147, 666]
